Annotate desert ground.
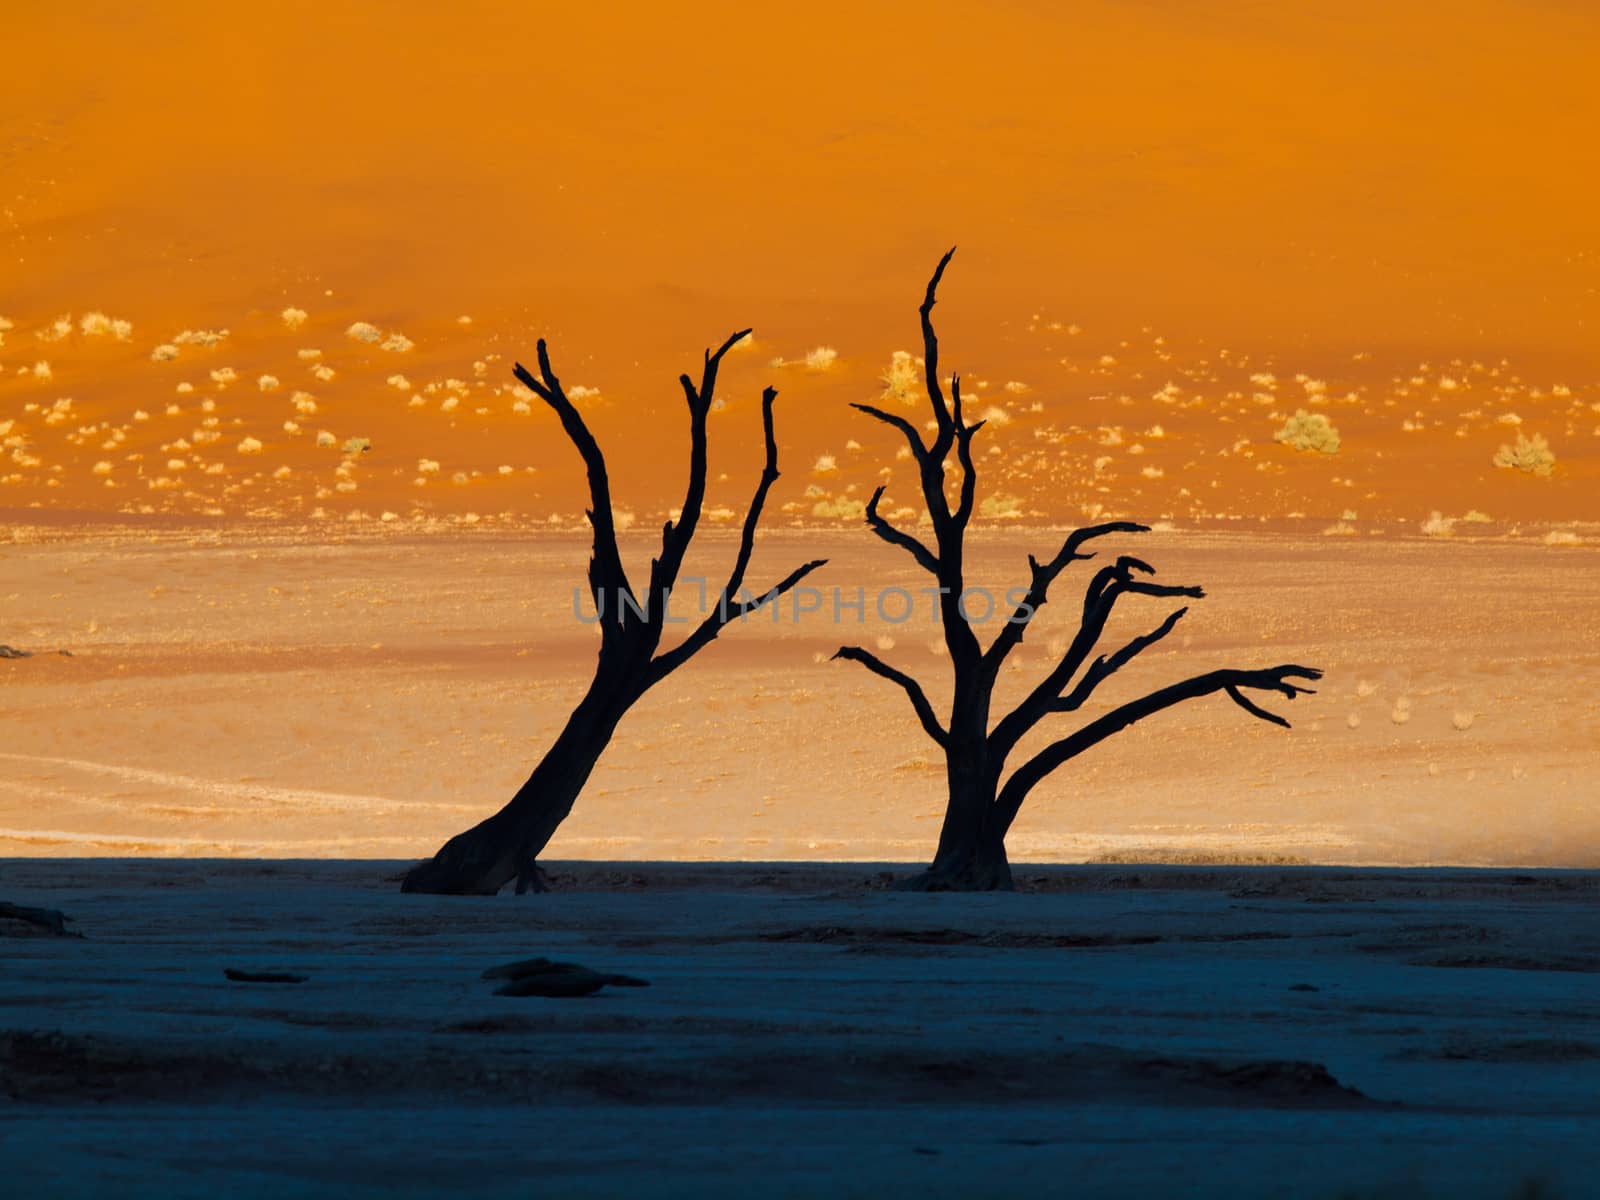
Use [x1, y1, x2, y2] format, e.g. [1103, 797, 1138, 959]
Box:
[3, 525, 1597, 868]
[3, 858, 1599, 1198]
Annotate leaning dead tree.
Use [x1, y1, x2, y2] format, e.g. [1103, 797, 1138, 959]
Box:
[835, 250, 1321, 890]
[403, 331, 825, 895]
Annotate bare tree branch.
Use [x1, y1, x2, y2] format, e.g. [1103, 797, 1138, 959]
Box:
[850, 403, 928, 462]
[513, 347, 636, 624]
[653, 329, 753, 601]
[988, 554, 1204, 761]
[1054, 605, 1189, 712]
[994, 665, 1322, 834]
[864, 485, 940, 575]
[921, 246, 958, 463]
[983, 522, 1149, 674]
[643, 383, 828, 687]
[645, 556, 827, 687]
[721, 385, 783, 599]
[950, 373, 985, 531]
[833, 646, 950, 748]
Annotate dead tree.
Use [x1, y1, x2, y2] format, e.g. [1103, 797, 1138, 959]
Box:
[834, 250, 1320, 891]
[403, 331, 825, 895]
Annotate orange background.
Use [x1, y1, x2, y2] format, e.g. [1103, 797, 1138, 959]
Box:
[3, 0, 1598, 525]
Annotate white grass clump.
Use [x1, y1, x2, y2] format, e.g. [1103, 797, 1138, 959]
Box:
[291, 392, 318, 415]
[417, 459, 441, 475]
[1452, 711, 1476, 731]
[812, 454, 838, 474]
[386, 374, 411, 391]
[812, 495, 867, 520]
[979, 494, 1024, 519]
[38, 315, 72, 341]
[281, 307, 308, 330]
[258, 374, 280, 392]
[315, 431, 336, 448]
[209, 367, 238, 386]
[381, 333, 412, 353]
[1544, 529, 1582, 546]
[880, 350, 919, 405]
[173, 329, 228, 348]
[1274, 409, 1340, 453]
[346, 321, 382, 343]
[804, 346, 838, 371]
[1420, 511, 1455, 537]
[80, 312, 133, 340]
[311, 364, 336, 382]
[237, 437, 264, 454]
[1493, 432, 1555, 476]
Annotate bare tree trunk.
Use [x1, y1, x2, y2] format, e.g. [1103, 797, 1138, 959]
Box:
[897, 740, 1013, 891]
[401, 675, 632, 895]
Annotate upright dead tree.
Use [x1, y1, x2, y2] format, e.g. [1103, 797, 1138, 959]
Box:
[403, 331, 825, 895]
[835, 250, 1320, 891]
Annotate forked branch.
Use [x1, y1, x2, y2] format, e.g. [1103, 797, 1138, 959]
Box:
[832, 646, 950, 748]
[644, 383, 826, 686]
[995, 665, 1323, 833]
[1055, 605, 1189, 712]
[655, 329, 753, 598]
[864, 486, 940, 575]
[989, 550, 1204, 761]
[984, 521, 1149, 672]
[850, 403, 928, 463]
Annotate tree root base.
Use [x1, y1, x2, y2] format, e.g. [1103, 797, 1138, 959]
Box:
[893, 858, 1016, 893]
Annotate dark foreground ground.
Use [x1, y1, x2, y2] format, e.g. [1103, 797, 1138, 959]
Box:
[2, 859, 1598, 1198]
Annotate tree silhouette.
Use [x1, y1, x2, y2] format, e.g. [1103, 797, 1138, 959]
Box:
[403, 332, 825, 895]
[834, 250, 1321, 890]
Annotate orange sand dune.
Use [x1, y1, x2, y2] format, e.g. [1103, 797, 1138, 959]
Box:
[2, 1, 1597, 526]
